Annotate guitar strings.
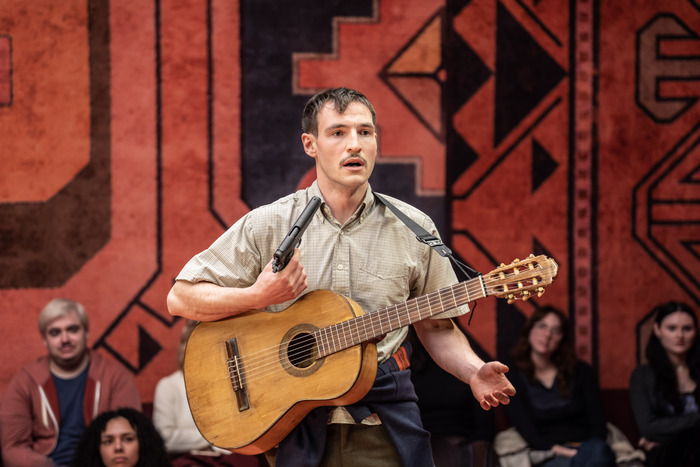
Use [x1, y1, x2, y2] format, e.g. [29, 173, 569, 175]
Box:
[228, 263, 558, 384]
[226, 277, 486, 381]
[224, 263, 558, 385]
[213, 262, 558, 387]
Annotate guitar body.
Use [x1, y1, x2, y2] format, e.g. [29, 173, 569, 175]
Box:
[183, 254, 559, 455]
[183, 290, 378, 455]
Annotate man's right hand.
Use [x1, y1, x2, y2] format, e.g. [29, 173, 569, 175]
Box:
[251, 248, 308, 308]
[167, 249, 308, 321]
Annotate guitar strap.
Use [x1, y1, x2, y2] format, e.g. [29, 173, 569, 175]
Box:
[375, 192, 481, 325]
[374, 192, 452, 258]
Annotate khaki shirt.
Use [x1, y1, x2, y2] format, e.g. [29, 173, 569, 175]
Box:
[176, 181, 468, 362]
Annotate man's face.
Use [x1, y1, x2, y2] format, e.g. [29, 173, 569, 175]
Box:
[302, 101, 377, 195]
[43, 311, 88, 371]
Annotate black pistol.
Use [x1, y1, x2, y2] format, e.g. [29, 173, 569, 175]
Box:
[272, 196, 322, 273]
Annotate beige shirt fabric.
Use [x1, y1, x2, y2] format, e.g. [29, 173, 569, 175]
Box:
[176, 181, 468, 363]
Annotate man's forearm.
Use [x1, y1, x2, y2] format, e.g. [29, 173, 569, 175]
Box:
[414, 318, 484, 384]
[167, 280, 260, 322]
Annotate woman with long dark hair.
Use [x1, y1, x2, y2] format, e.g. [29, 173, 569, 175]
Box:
[72, 407, 170, 467]
[629, 301, 700, 466]
[504, 306, 615, 466]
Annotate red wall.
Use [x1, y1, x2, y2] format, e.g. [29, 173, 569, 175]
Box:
[1, 0, 699, 405]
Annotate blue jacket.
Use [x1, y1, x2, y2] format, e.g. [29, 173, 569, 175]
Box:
[275, 343, 433, 467]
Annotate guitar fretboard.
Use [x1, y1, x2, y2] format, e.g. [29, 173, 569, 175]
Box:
[314, 276, 486, 358]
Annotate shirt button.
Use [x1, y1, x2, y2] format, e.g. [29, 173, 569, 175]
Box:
[337, 264, 344, 270]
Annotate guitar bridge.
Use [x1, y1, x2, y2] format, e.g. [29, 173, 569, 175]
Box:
[226, 338, 250, 411]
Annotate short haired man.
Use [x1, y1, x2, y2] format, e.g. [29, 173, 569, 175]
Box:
[168, 87, 515, 466]
[0, 299, 141, 467]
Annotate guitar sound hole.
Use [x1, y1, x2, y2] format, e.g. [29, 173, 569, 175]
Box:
[287, 332, 317, 369]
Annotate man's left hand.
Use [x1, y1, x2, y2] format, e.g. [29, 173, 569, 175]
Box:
[469, 361, 516, 410]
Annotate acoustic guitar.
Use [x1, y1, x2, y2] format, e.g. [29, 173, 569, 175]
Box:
[183, 254, 558, 454]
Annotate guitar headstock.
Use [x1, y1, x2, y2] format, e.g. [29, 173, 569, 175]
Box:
[485, 254, 559, 304]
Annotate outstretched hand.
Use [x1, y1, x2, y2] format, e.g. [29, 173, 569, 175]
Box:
[469, 361, 516, 410]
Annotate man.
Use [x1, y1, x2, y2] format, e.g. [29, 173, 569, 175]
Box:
[167, 87, 515, 466]
[0, 299, 141, 467]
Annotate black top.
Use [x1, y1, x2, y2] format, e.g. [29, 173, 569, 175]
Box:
[506, 360, 608, 450]
[629, 364, 700, 442]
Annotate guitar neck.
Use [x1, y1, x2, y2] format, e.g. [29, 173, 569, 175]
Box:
[315, 276, 486, 358]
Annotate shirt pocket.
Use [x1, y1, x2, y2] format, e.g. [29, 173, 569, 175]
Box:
[357, 259, 411, 307]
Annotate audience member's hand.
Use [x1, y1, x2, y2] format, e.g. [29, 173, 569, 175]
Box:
[469, 361, 516, 410]
[552, 444, 577, 458]
[638, 437, 659, 451]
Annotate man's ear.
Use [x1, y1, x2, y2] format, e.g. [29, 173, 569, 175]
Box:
[301, 133, 316, 158]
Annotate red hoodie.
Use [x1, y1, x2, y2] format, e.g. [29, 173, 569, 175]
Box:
[0, 350, 141, 467]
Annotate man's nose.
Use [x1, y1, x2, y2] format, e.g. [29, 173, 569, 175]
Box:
[346, 130, 361, 151]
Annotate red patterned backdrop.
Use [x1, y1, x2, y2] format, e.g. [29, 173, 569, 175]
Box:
[1, 0, 699, 408]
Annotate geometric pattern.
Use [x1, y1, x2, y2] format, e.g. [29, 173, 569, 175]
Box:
[2, 0, 700, 406]
[0, 0, 111, 289]
[448, 0, 572, 364]
[380, 10, 446, 140]
[632, 125, 700, 305]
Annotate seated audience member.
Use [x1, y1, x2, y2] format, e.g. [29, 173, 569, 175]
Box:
[500, 305, 615, 467]
[152, 320, 261, 467]
[409, 327, 499, 467]
[72, 407, 169, 467]
[629, 301, 700, 467]
[0, 299, 141, 467]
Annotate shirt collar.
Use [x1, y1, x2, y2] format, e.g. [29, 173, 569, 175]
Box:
[309, 181, 375, 225]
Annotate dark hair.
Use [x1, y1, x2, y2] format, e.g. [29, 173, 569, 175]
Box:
[645, 301, 700, 414]
[72, 407, 170, 467]
[301, 87, 376, 136]
[510, 305, 577, 397]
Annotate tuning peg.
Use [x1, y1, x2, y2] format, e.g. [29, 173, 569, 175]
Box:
[521, 290, 531, 301]
[537, 287, 545, 297]
[499, 263, 506, 268]
[506, 294, 516, 304]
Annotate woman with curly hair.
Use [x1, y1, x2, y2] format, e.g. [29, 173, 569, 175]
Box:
[503, 305, 615, 466]
[72, 407, 169, 467]
[629, 301, 700, 466]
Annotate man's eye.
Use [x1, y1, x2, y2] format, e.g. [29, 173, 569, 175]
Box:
[48, 330, 60, 337]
